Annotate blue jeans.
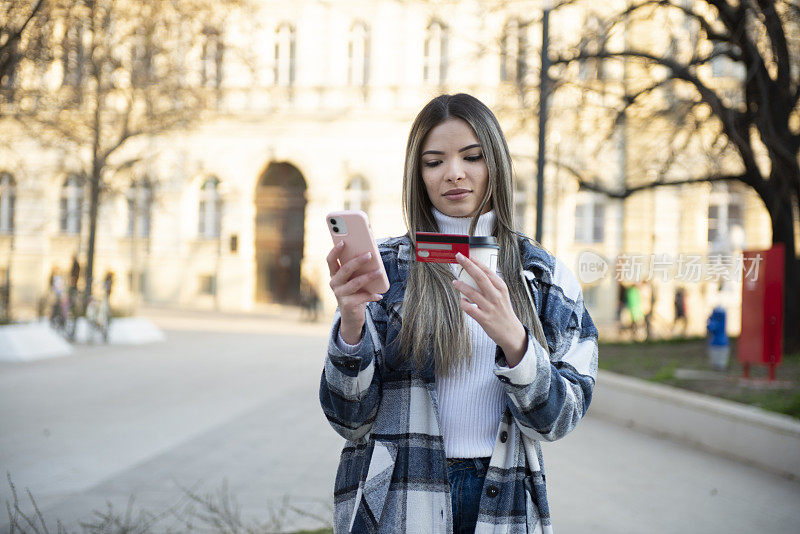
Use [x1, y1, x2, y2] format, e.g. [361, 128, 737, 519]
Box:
[447, 457, 490, 534]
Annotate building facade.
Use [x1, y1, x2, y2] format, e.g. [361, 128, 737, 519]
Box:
[0, 0, 773, 337]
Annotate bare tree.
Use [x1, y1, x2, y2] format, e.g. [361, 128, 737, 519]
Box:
[2, 0, 241, 307]
[0, 0, 46, 106]
[547, 0, 800, 350]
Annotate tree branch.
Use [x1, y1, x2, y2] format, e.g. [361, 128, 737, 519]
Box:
[619, 0, 729, 42]
[15, 110, 86, 147]
[559, 160, 746, 198]
[708, 0, 776, 117]
[0, 0, 45, 56]
[553, 48, 763, 179]
[754, 0, 791, 95]
[101, 92, 134, 162]
[707, 0, 743, 35]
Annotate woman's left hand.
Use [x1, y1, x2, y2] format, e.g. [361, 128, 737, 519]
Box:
[452, 252, 527, 367]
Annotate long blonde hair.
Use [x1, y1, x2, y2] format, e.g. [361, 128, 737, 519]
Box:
[399, 93, 538, 374]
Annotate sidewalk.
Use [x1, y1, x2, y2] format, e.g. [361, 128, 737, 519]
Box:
[1, 315, 165, 362]
[138, 303, 331, 337]
[1, 310, 798, 533]
[592, 369, 800, 479]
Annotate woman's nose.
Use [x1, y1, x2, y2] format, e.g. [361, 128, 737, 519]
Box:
[445, 159, 465, 182]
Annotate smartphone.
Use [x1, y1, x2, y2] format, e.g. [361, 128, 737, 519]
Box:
[327, 210, 390, 294]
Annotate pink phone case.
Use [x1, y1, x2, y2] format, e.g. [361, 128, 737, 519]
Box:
[327, 210, 390, 294]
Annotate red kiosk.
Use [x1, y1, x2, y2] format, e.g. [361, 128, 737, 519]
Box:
[738, 244, 784, 381]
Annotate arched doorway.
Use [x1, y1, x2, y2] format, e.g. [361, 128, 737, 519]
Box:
[255, 162, 307, 304]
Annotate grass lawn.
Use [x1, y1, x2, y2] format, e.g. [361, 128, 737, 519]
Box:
[598, 337, 800, 420]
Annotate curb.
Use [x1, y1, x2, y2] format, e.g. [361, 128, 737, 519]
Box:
[0, 322, 73, 361]
[590, 370, 800, 479]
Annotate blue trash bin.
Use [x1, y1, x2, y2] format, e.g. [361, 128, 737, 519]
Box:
[706, 306, 729, 371]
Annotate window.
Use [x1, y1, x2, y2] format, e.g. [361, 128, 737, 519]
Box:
[199, 274, 216, 295]
[201, 28, 224, 89]
[574, 194, 605, 243]
[348, 22, 370, 87]
[127, 178, 153, 237]
[513, 181, 527, 232]
[344, 175, 370, 214]
[708, 193, 745, 246]
[274, 23, 296, 87]
[582, 284, 600, 310]
[708, 204, 720, 242]
[500, 19, 526, 85]
[128, 270, 147, 294]
[131, 28, 154, 88]
[578, 16, 606, 81]
[61, 22, 85, 87]
[0, 172, 15, 234]
[59, 174, 84, 234]
[423, 20, 447, 85]
[729, 204, 744, 229]
[198, 176, 222, 238]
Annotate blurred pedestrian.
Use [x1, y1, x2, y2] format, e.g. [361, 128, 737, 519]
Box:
[616, 282, 632, 337]
[319, 93, 598, 533]
[49, 266, 67, 329]
[0, 271, 9, 322]
[642, 281, 656, 340]
[673, 286, 688, 336]
[626, 283, 645, 340]
[68, 254, 81, 317]
[70, 255, 80, 290]
[299, 277, 321, 322]
[103, 271, 114, 299]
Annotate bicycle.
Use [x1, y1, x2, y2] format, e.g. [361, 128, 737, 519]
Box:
[85, 292, 111, 343]
[49, 288, 77, 341]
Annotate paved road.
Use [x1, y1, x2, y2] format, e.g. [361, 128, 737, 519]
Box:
[1, 309, 799, 533]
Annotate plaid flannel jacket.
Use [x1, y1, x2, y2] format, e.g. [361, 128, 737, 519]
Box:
[320, 235, 599, 533]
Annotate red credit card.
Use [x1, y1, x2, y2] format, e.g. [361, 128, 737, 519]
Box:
[415, 232, 470, 263]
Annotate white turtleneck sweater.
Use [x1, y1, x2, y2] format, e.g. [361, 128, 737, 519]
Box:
[337, 209, 505, 458]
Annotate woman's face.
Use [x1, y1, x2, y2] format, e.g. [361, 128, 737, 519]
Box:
[420, 117, 490, 218]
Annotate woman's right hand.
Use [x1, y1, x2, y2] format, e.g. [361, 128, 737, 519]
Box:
[326, 241, 385, 345]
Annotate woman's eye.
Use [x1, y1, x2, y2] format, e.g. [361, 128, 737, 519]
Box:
[423, 160, 441, 168]
[465, 154, 483, 162]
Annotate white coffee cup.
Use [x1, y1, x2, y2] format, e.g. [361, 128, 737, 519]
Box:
[457, 236, 499, 290]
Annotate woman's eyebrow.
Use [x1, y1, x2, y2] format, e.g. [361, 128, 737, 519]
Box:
[458, 143, 481, 152]
[421, 143, 482, 156]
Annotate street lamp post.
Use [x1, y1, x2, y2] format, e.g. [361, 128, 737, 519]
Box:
[535, 4, 551, 244]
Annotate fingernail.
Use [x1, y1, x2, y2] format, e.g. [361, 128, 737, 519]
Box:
[455, 253, 464, 260]
[337, 241, 344, 247]
[365, 252, 372, 259]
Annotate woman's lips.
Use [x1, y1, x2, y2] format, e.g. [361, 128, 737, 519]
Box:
[444, 189, 471, 200]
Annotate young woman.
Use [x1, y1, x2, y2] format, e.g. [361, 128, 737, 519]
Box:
[320, 93, 598, 534]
